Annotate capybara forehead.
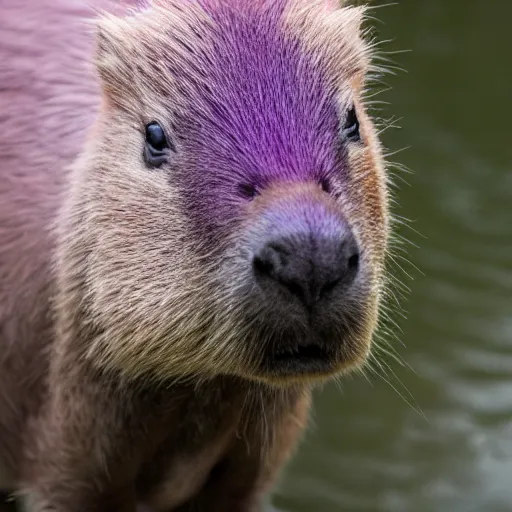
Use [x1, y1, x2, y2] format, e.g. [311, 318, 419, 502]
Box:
[175, 2, 342, 179]
[165, 1, 348, 236]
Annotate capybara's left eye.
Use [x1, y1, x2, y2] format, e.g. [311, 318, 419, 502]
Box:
[342, 105, 361, 143]
[146, 122, 167, 150]
[144, 121, 172, 168]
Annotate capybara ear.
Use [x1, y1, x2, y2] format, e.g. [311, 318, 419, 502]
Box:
[89, 0, 153, 16]
[92, 4, 185, 109]
[94, 14, 139, 103]
[330, 5, 369, 87]
[286, 2, 369, 89]
[93, 4, 161, 108]
[333, 5, 367, 39]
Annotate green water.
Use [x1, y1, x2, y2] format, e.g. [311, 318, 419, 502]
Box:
[274, 1, 512, 511]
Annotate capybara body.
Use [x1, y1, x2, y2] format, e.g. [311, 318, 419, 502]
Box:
[0, 0, 390, 510]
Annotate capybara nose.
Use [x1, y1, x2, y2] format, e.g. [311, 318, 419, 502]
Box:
[253, 223, 360, 310]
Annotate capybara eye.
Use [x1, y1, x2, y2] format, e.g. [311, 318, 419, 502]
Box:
[144, 121, 171, 168]
[146, 122, 168, 151]
[342, 105, 361, 143]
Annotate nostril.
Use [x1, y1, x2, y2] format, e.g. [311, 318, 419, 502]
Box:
[253, 255, 274, 276]
[253, 243, 308, 304]
[348, 252, 360, 271]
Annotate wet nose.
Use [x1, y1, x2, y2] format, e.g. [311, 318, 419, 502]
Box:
[253, 223, 360, 310]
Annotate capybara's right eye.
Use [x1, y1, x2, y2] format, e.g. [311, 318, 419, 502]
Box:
[144, 121, 171, 168]
[342, 105, 361, 143]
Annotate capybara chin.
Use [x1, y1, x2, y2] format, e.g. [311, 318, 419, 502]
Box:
[0, 0, 390, 510]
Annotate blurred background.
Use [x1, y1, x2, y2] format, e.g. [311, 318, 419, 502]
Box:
[273, 0, 512, 511]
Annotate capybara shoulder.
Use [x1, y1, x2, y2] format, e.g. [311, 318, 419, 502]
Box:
[0, 0, 101, 483]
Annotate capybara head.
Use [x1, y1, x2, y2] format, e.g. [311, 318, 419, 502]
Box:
[56, 0, 390, 386]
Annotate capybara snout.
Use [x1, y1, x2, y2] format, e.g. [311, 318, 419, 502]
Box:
[229, 183, 370, 382]
[251, 186, 360, 304]
[252, 215, 360, 309]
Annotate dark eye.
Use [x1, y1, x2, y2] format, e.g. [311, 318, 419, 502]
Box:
[144, 121, 173, 168]
[342, 105, 361, 143]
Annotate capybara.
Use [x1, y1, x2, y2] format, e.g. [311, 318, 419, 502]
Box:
[0, 0, 390, 510]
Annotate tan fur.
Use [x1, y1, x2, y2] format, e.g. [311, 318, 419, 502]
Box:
[0, 0, 390, 510]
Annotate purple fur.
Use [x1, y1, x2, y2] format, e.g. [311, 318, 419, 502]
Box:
[167, 0, 343, 239]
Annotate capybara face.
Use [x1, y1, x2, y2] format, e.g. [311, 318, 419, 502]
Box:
[57, 0, 389, 385]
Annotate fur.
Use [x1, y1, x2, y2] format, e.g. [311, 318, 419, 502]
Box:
[0, 0, 389, 510]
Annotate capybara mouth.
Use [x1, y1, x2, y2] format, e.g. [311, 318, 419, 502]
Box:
[262, 338, 338, 377]
[273, 342, 330, 363]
